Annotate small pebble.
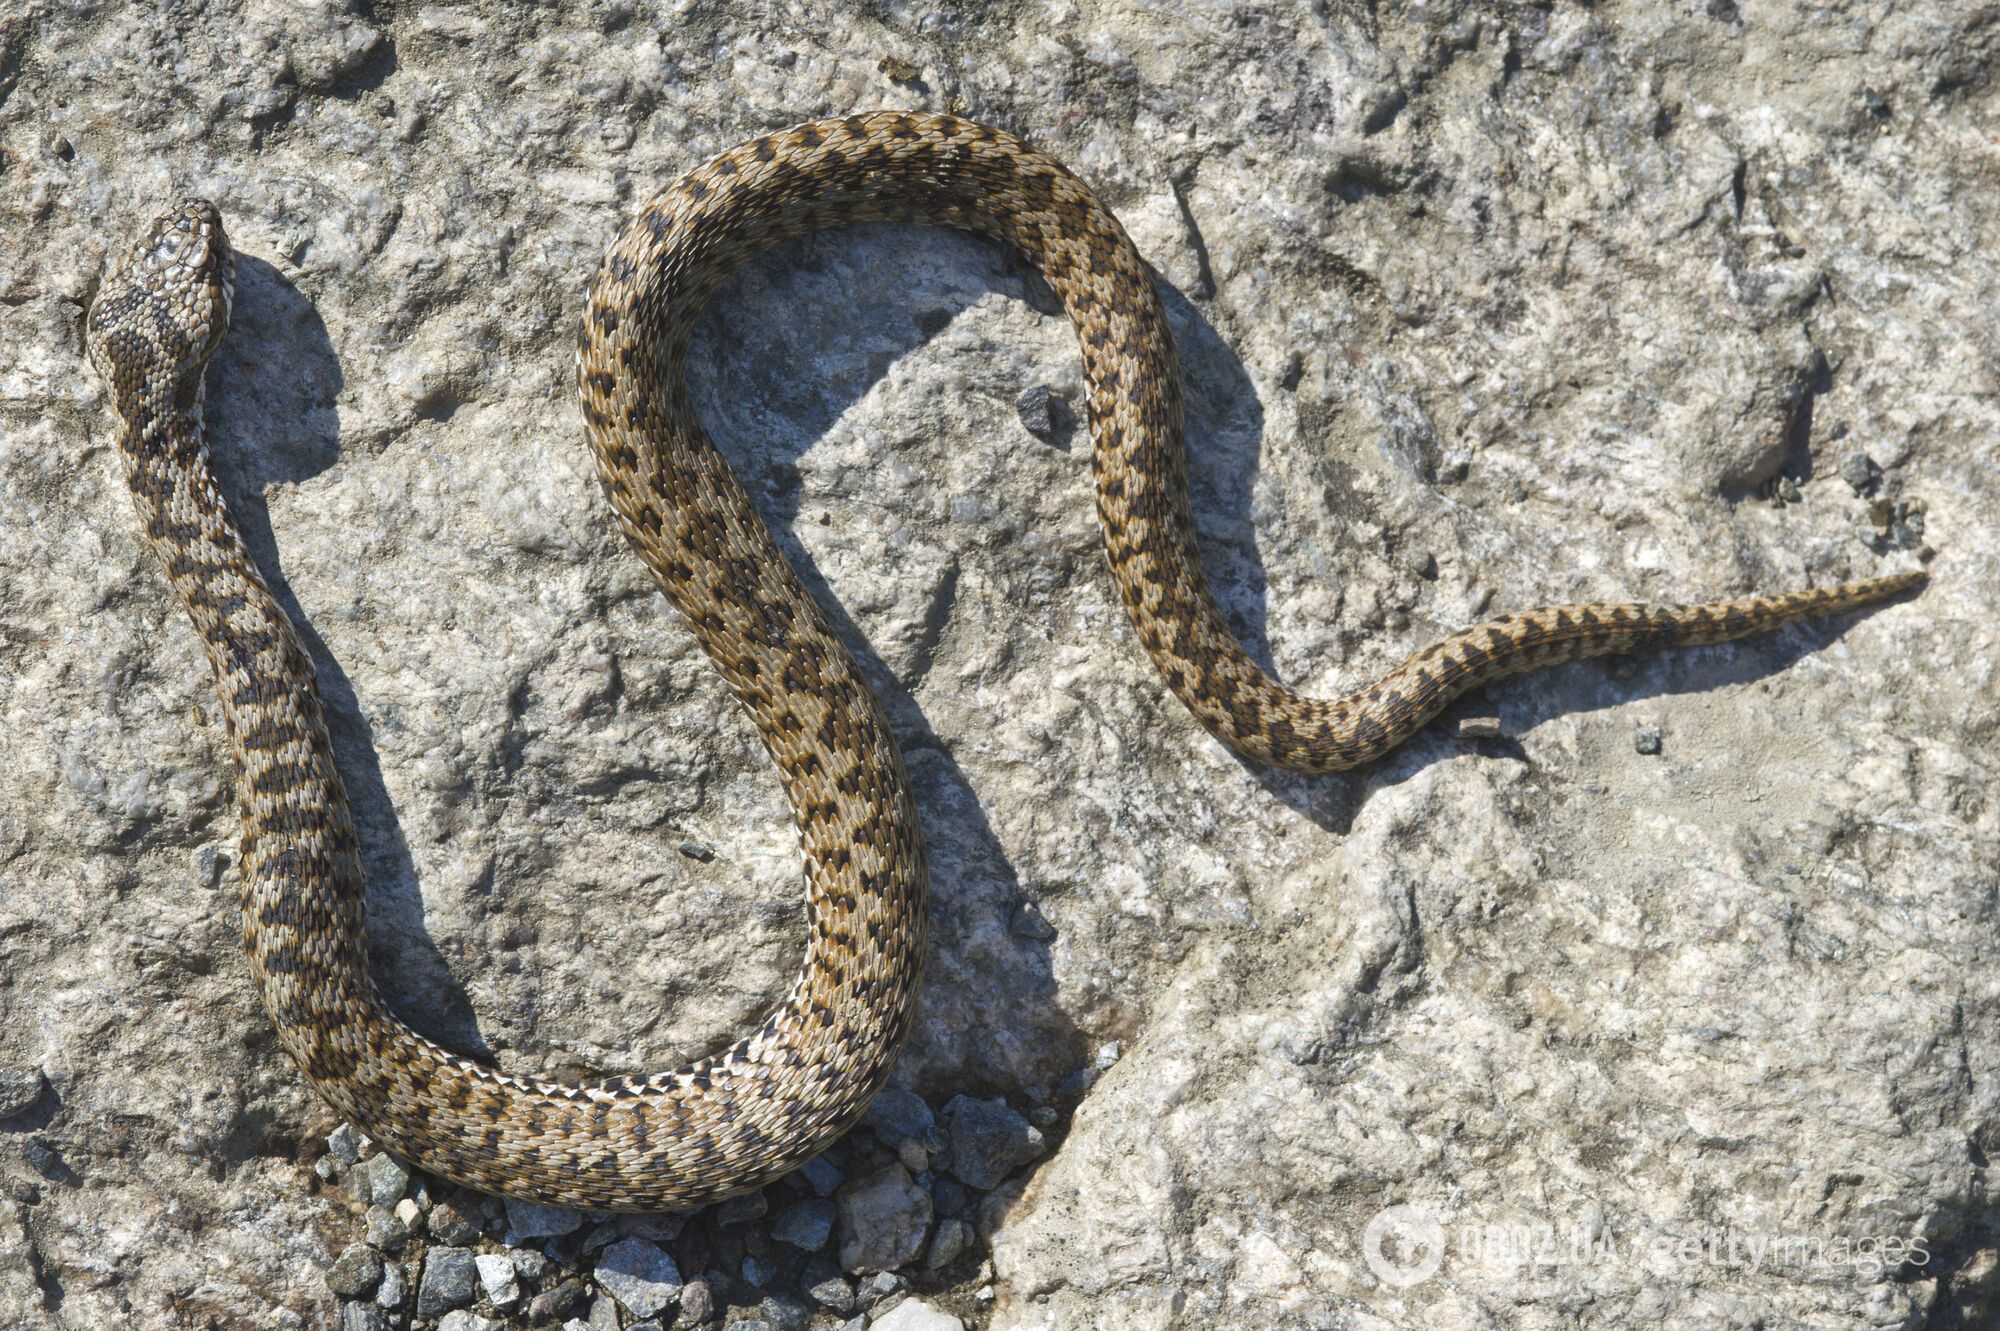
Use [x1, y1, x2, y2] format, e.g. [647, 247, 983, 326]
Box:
[860, 1090, 935, 1144]
[314, 1155, 343, 1182]
[1457, 715, 1503, 739]
[802, 1257, 856, 1313]
[857, 1270, 907, 1308]
[326, 1244, 384, 1299]
[678, 1276, 716, 1323]
[429, 1200, 483, 1246]
[1840, 450, 1879, 494]
[1014, 384, 1068, 442]
[353, 1153, 410, 1206]
[741, 1253, 776, 1287]
[926, 1219, 971, 1270]
[583, 1219, 622, 1253]
[797, 1157, 845, 1197]
[476, 1252, 521, 1308]
[511, 1246, 554, 1284]
[771, 1198, 835, 1251]
[326, 1122, 364, 1165]
[1008, 903, 1056, 941]
[416, 1247, 479, 1318]
[375, 1262, 407, 1310]
[339, 1304, 390, 1331]
[896, 1140, 930, 1174]
[1635, 727, 1663, 756]
[587, 1293, 622, 1331]
[940, 1096, 1045, 1190]
[21, 1138, 67, 1181]
[506, 1198, 585, 1243]
[836, 1165, 933, 1273]
[364, 1203, 409, 1252]
[595, 1238, 682, 1317]
[437, 1312, 502, 1331]
[527, 1278, 588, 1325]
[759, 1290, 812, 1331]
[932, 1178, 968, 1218]
[395, 1197, 422, 1229]
[678, 839, 715, 862]
[1027, 1106, 1058, 1128]
[871, 1298, 965, 1331]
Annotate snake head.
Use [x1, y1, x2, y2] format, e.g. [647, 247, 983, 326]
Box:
[87, 199, 236, 402]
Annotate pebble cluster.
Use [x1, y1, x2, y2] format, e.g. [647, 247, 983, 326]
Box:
[312, 1080, 1077, 1331]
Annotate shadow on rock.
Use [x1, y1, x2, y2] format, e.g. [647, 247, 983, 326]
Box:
[205, 252, 489, 1061]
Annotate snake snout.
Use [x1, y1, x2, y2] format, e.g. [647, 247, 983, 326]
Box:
[89, 199, 237, 389]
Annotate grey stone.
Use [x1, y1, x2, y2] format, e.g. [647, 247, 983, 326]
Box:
[438, 1313, 503, 1331]
[326, 1122, 364, 1165]
[363, 1203, 408, 1252]
[527, 1279, 588, 1326]
[931, 1178, 968, 1218]
[757, 1291, 811, 1331]
[870, 1299, 964, 1331]
[835, 1164, 932, 1273]
[739, 1254, 775, 1287]
[339, 1304, 389, 1331]
[352, 1152, 410, 1206]
[506, 1198, 585, 1243]
[429, 1200, 483, 1246]
[1014, 384, 1070, 443]
[925, 1218, 971, 1270]
[860, 1090, 934, 1144]
[416, 1246, 479, 1318]
[375, 1261, 407, 1310]
[595, 1237, 682, 1318]
[801, 1258, 856, 1314]
[939, 1096, 1045, 1190]
[677, 1276, 716, 1325]
[587, 1292, 622, 1331]
[510, 1245, 554, 1284]
[326, 1243, 383, 1298]
[769, 1198, 834, 1251]
[795, 1157, 845, 1197]
[1635, 726, 1664, 756]
[475, 1252, 521, 1308]
[856, 1270, 906, 1308]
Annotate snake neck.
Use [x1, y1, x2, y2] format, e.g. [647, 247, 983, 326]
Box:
[114, 381, 379, 1077]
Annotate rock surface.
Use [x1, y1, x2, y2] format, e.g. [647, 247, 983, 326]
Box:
[1, 2, 1994, 1330]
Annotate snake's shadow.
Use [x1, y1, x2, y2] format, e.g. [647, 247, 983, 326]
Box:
[205, 254, 491, 1060]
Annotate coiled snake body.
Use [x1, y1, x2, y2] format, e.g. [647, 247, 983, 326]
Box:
[88, 111, 1923, 1210]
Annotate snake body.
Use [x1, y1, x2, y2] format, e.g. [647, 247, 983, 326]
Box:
[87, 112, 1923, 1211]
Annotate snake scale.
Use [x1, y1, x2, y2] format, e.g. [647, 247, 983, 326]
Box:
[87, 111, 1923, 1211]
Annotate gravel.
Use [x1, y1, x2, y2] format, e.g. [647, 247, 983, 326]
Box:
[594, 1237, 682, 1318]
[325, 1243, 383, 1299]
[835, 1165, 934, 1273]
[416, 1246, 479, 1319]
[938, 1096, 1045, 1190]
[771, 1198, 836, 1252]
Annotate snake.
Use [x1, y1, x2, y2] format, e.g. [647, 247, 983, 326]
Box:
[86, 111, 1924, 1212]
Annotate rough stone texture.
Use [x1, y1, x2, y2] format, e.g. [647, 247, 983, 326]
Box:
[595, 1237, 682, 1318]
[838, 1165, 936, 1275]
[0, 3, 1994, 1331]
